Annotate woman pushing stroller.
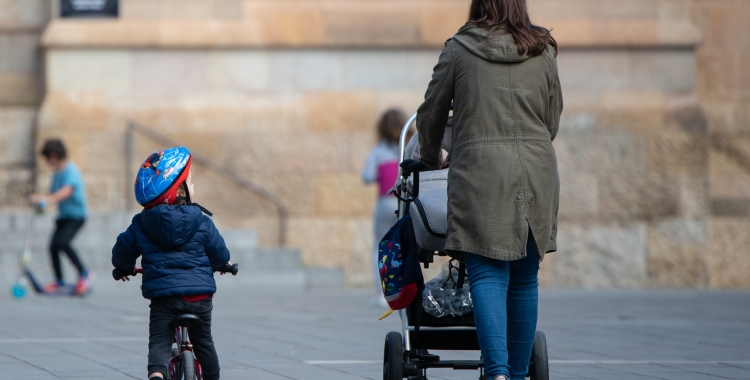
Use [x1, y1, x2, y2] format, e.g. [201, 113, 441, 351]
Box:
[416, 0, 563, 379]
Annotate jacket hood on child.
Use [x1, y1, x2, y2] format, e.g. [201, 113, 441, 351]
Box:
[140, 204, 203, 248]
[112, 204, 230, 299]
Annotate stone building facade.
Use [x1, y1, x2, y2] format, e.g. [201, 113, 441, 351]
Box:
[0, 0, 48, 207]
[1, 0, 749, 288]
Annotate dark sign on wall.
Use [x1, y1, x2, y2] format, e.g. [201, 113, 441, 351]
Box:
[61, 0, 118, 18]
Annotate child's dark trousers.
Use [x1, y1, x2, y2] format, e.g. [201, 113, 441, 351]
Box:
[148, 296, 220, 380]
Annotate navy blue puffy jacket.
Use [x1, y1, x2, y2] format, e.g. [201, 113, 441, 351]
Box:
[112, 204, 230, 299]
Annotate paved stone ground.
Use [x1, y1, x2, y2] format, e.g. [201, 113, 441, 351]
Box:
[1, 285, 749, 380]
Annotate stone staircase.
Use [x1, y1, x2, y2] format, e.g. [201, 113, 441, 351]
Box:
[0, 211, 344, 292]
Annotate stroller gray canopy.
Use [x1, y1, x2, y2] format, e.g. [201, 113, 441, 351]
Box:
[404, 117, 452, 253]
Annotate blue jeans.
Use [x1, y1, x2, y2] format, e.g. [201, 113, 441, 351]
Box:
[465, 233, 540, 380]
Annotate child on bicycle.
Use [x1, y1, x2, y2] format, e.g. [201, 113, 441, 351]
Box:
[111, 147, 231, 380]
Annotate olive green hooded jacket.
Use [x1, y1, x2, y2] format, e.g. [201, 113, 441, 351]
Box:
[417, 23, 563, 261]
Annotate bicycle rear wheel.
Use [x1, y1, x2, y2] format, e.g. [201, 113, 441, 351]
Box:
[180, 351, 196, 380]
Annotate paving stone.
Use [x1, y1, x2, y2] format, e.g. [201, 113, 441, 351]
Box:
[1, 289, 749, 379]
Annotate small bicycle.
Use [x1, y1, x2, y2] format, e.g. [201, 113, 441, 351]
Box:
[113, 263, 238, 380]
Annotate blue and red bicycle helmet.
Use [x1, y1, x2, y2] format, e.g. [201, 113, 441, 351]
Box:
[135, 147, 192, 208]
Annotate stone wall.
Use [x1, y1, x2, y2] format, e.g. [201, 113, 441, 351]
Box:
[0, 0, 49, 208]
[7, 0, 748, 288]
[691, 0, 750, 288]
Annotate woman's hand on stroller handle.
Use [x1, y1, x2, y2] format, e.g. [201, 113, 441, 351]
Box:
[400, 159, 430, 178]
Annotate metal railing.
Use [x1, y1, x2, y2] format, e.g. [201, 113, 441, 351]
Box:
[124, 121, 288, 246]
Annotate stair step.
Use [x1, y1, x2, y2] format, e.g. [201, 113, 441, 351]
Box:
[0, 212, 346, 289]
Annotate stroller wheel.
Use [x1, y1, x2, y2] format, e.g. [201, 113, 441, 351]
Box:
[11, 282, 27, 299]
[528, 331, 549, 380]
[384, 331, 404, 380]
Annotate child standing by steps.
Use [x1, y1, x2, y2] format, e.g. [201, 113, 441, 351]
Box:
[112, 146, 232, 380]
[361, 109, 410, 305]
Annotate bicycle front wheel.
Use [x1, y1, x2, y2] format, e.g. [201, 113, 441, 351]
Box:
[180, 351, 196, 380]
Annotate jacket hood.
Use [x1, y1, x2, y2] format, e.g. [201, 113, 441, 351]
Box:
[453, 23, 529, 63]
[139, 204, 203, 249]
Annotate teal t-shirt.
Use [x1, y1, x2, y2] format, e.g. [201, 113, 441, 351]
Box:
[50, 162, 87, 219]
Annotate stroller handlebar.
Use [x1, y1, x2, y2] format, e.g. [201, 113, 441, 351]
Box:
[112, 263, 238, 280]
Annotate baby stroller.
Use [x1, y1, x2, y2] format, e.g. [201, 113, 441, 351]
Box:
[383, 112, 549, 380]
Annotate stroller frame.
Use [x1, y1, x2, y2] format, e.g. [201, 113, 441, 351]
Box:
[382, 113, 549, 380]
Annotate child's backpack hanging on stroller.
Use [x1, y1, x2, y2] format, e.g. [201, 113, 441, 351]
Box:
[379, 215, 423, 311]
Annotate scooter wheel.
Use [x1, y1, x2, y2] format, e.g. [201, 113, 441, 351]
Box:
[11, 282, 27, 299]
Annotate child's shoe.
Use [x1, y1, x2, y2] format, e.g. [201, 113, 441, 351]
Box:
[75, 271, 95, 295]
[43, 280, 64, 293]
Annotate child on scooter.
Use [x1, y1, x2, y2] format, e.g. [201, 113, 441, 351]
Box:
[112, 147, 231, 380]
[29, 139, 93, 295]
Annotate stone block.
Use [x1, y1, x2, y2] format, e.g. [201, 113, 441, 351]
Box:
[664, 94, 708, 133]
[130, 95, 272, 133]
[37, 93, 109, 133]
[527, 0, 588, 19]
[557, 50, 631, 94]
[646, 218, 708, 287]
[598, 173, 680, 222]
[701, 101, 737, 133]
[315, 174, 375, 217]
[588, 0, 658, 18]
[708, 150, 750, 200]
[710, 198, 750, 218]
[707, 218, 750, 288]
[222, 229, 258, 252]
[554, 131, 646, 175]
[207, 51, 270, 92]
[46, 50, 131, 93]
[0, 72, 40, 105]
[704, 4, 750, 49]
[288, 217, 350, 268]
[0, 0, 49, 28]
[678, 175, 708, 219]
[304, 266, 346, 288]
[0, 168, 33, 208]
[186, 167, 280, 220]
[630, 50, 695, 93]
[557, 171, 598, 220]
[304, 91, 377, 131]
[553, 222, 647, 288]
[271, 50, 346, 91]
[0, 34, 40, 73]
[342, 51, 436, 90]
[598, 91, 667, 132]
[646, 131, 708, 175]
[156, 0, 242, 20]
[345, 217, 374, 288]
[657, 0, 691, 19]
[244, 1, 325, 45]
[321, 2, 419, 46]
[417, 2, 469, 46]
[538, 250, 556, 287]
[0, 107, 35, 166]
[740, 52, 750, 93]
[131, 50, 207, 94]
[695, 49, 737, 100]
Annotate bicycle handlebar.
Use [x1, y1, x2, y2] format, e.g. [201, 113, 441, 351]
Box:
[112, 263, 238, 280]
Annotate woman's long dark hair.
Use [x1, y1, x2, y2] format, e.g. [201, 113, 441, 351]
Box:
[469, 0, 557, 57]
